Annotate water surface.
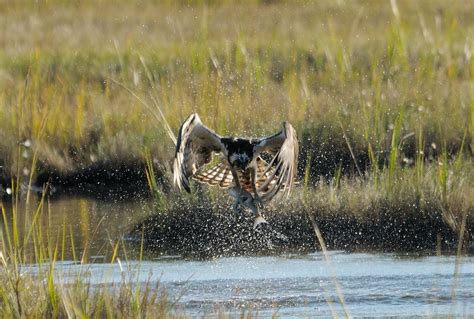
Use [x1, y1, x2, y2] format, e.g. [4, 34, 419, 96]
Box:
[39, 252, 474, 318]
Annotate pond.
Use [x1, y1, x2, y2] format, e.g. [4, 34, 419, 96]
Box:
[5, 196, 474, 317]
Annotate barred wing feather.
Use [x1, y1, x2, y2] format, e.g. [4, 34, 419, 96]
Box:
[193, 161, 234, 188]
[254, 122, 299, 202]
[193, 157, 276, 192]
[173, 113, 225, 192]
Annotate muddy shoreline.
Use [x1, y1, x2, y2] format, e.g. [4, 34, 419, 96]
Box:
[129, 199, 473, 259]
[0, 161, 162, 201]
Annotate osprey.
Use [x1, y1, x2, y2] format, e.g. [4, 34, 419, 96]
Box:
[173, 113, 298, 226]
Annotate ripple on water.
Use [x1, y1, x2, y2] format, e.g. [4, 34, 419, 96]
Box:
[23, 252, 474, 317]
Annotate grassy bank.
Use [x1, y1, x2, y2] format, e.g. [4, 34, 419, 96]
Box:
[0, 0, 472, 182]
[134, 158, 473, 257]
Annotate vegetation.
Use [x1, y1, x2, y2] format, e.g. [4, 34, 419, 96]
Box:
[0, 0, 472, 316]
[0, 0, 472, 177]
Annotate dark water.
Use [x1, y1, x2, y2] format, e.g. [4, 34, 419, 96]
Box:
[6, 197, 474, 317]
[4, 197, 155, 261]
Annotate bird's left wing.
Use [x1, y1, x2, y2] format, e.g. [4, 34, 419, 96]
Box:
[173, 113, 226, 192]
[253, 121, 299, 202]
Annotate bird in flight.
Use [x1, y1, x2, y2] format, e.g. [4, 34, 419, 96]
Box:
[173, 113, 298, 227]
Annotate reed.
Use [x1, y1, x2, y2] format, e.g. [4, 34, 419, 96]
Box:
[0, 166, 178, 318]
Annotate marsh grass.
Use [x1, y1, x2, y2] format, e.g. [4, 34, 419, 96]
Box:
[0, 173, 181, 318]
[0, 0, 471, 180]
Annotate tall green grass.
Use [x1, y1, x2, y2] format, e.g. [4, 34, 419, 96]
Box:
[0, 0, 471, 179]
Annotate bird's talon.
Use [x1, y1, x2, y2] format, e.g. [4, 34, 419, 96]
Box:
[253, 215, 268, 229]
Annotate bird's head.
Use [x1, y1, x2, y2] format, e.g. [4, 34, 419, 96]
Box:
[229, 152, 251, 170]
[225, 138, 254, 170]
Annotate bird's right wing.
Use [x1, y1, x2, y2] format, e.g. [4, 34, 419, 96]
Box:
[193, 156, 278, 192]
[173, 113, 226, 192]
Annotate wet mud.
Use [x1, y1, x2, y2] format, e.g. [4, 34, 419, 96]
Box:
[130, 202, 472, 258]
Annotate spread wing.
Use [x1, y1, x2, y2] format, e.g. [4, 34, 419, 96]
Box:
[193, 157, 277, 191]
[254, 121, 299, 202]
[173, 113, 226, 192]
[192, 161, 234, 188]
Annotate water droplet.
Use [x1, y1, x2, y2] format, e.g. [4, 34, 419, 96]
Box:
[22, 139, 32, 148]
[22, 167, 30, 176]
